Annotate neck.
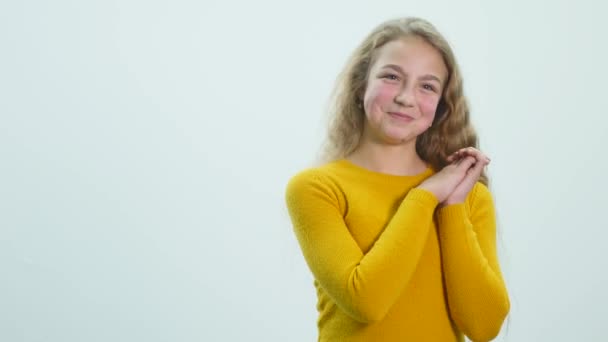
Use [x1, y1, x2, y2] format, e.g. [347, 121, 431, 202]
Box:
[347, 138, 428, 176]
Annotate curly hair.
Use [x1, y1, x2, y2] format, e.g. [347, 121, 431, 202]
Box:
[318, 17, 488, 186]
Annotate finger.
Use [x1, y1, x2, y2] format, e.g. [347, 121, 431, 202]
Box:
[457, 155, 477, 169]
[447, 150, 464, 162]
[467, 156, 487, 175]
[446, 153, 460, 163]
[451, 148, 473, 161]
[461, 158, 486, 185]
[459, 147, 490, 163]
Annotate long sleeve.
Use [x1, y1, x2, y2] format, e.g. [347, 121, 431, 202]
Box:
[436, 182, 510, 342]
[285, 170, 438, 323]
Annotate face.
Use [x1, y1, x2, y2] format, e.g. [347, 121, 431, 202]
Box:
[361, 36, 448, 145]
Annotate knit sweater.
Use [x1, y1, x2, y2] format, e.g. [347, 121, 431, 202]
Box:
[285, 159, 510, 342]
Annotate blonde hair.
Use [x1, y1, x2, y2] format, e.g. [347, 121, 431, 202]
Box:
[319, 17, 488, 186]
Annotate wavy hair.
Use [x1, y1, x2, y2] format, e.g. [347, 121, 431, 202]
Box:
[318, 17, 488, 186]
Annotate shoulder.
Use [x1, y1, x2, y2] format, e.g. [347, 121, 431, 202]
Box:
[285, 164, 340, 197]
[285, 163, 346, 210]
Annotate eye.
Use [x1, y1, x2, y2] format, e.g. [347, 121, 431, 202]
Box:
[422, 84, 437, 92]
[382, 74, 400, 81]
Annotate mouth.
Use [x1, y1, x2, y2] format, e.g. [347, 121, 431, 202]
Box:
[388, 112, 415, 121]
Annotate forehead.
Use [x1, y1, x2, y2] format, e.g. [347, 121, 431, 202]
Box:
[372, 36, 448, 79]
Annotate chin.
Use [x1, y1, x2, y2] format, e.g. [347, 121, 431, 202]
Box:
[382, 128, 417, 143]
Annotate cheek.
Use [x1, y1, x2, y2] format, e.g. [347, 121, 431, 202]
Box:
[419, 96, 441, 116]
[364, 83, 397, 110]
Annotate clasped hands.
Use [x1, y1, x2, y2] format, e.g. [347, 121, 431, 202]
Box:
[418, 147, 490, 207]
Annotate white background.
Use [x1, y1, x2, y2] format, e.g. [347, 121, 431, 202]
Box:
[1, 0, 607, 341]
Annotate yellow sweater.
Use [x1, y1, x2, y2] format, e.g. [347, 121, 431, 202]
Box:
[285, 159, 510, 342]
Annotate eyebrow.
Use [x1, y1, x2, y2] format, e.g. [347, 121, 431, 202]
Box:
[381, 64, 443, 86]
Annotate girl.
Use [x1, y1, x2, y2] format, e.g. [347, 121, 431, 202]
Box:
[285, 17, 510, 341]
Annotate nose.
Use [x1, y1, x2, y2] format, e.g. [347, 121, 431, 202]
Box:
[394, 85, 415, 107]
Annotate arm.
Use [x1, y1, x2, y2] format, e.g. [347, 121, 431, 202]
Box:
[285, 170, 438, 323]
[436, 182, 510, 341]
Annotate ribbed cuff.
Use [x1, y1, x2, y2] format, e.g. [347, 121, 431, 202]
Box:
[436, 203, 468, 227]
[406, 188, 439, 208]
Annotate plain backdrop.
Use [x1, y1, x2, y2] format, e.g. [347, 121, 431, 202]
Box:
[1, 0, 607, 341]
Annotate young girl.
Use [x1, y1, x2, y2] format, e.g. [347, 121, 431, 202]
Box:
[285, 17, 510, 341]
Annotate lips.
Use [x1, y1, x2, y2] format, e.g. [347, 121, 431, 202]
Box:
[388, 112, 414, 121]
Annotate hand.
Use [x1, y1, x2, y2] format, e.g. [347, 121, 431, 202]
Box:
[442, 147, 490, 206]
[417, 154, 479, 203]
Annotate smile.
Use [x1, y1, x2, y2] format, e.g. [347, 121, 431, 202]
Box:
[388, 112, 414, 121]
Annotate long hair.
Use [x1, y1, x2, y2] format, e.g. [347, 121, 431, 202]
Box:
[318, 17, 488, 186]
